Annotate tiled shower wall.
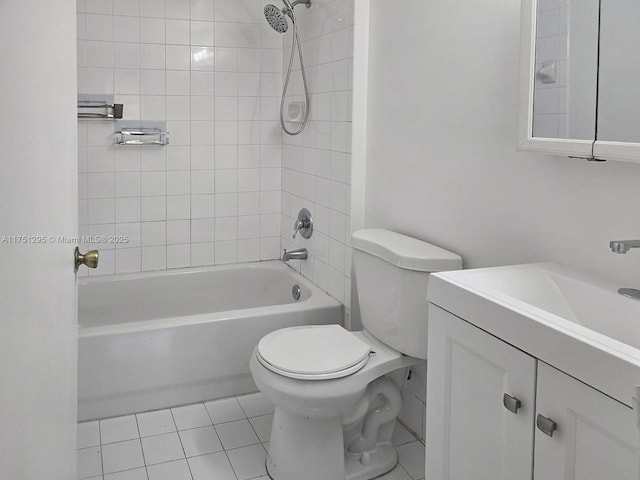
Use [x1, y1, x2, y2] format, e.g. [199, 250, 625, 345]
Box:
[77, 0, 283, 275]
[279, 0, 354, 310]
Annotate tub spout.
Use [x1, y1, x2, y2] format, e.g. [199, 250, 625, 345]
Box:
[282, 248, 308, 261]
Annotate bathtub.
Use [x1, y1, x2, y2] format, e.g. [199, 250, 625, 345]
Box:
[78, 261, 342, 421]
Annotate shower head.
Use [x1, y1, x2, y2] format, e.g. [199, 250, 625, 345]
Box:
[264, 0, 311, 34]
[264, 4, 289, 33]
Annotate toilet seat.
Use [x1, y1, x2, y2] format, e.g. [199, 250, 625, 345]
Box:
[256, 325, 372, 380]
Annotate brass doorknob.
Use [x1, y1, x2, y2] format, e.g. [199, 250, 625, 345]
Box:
[75, 247, 99, 271]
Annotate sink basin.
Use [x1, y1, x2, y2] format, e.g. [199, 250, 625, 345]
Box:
[428, 263, 640, 407]
[443, 263, 640, 351]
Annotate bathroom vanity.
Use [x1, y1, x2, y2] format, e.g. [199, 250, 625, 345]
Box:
[425, 263, 640, 479]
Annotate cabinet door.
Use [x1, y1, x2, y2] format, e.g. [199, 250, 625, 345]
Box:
[534, 362, 639, 480]
[426, 305, 537, 480]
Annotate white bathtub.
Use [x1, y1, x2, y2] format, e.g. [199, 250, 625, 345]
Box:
[78, 261, 342, 421]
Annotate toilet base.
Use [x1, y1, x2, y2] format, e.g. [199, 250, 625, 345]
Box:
[345, 442, 398, 480]
[267, 443, 398, 480]
[267, 408, 346, 480]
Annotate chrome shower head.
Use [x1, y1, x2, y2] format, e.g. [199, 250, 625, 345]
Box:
[264, 0, 311, 33]
[264, 4, 289, 33]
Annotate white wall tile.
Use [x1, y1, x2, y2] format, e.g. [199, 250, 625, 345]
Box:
[80, 0, 284, 273]
[115, 69, 140, 94]
[191, 20, 215, 46]
[140, 95, 165, 119]
[86, 67, 114, 94]
[191, 96, 216, 121]
[238, 25, 261, 49]
[191, 71, 216, 96]
[141, 69, 165, 94]
[167, 195, 191, 220]
[167, 145, 191, 169]
[214, 2, 238, 23]
[85, 41, 113, 68]
[191, 170, 215, 194]
[167, 244, 191, 268]
[140, 43, 165, 69]
[166, 0, 190, 20]
[215, 47, 238, 72]
[191, 146, 215, 169]
[214, 193, 237, 217]
[140, 17, 165, 44]
[116, 247, 142, 273]
[142, 245, 167, 270]
[116, 197, 142, 223]
[86, 0, 112, 15]
[115, 172, 141, 197]
[238, 238, 260, 262]
[215, 240, 238, 264]
[140, 0, 165, 18]
[166, 95, 190, 120]
[113, 42, 140, 69]
[191, 241, 215, 266]
[86, 14, 113, 41]
[114, 0, 139, 16]
[114, 16, 140, 43]
[191, 0, 215, 21]
[167, 45, 191, 70]
[191, 217, 215, 242]
[167, 19, 190, 45]
[191, 194, 215, 218]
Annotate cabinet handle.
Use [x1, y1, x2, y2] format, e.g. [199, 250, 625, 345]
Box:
[536, 414, 558, 437]
[503, 393, 522, 414]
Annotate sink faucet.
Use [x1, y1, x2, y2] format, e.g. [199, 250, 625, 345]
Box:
[282, 248, 308, 261]
[610, 239, 640, 254]
[609, 239, 640, 300]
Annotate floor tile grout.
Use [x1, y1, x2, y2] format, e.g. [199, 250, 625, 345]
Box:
[79, 393, 424, 480]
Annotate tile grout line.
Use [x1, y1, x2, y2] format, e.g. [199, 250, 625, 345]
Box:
[132, 411, 150, 480]
[168, 406, 195, 479]
[98, 417, 105, 479]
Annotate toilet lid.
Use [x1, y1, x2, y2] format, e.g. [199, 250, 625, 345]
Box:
[256, 325, 372, 380]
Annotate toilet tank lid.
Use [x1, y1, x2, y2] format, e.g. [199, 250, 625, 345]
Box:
[352, 229, 462, 272]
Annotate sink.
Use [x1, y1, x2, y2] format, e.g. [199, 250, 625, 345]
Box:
[428, 262, 640, 407]
[443, 263, 640, 350]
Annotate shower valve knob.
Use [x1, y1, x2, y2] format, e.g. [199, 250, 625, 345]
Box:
[292, 208, 313, 239]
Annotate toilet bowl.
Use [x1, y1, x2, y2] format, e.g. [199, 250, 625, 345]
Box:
[250, 329, 416, 480]
[249, 229, 462, 480]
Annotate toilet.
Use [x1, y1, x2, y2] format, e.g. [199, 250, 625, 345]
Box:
[249, 229, 462, 480]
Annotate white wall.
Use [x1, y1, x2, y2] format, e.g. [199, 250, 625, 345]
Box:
[362, 0, 640, 439]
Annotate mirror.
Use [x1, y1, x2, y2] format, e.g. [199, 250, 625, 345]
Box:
[532, 0, 598, 141]
[518, 0, 640, 162]
[597, 0, 640, 143]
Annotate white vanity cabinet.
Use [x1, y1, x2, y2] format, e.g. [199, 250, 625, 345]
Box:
[535, 362, 638, 480]
[426, 305, 640, 480]
[426, 305, 536, 480]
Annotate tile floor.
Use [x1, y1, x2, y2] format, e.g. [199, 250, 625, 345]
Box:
[78, 392, 426, 480]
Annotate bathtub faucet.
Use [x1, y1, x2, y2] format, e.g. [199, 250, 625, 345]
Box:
[282, 248, 308, 261]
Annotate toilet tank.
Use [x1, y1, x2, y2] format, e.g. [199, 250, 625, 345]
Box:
[352, 229, 462, 359]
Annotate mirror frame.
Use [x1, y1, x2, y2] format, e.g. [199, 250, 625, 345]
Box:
[517, 0, 594, 159]
[518, 0, 640, 163]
